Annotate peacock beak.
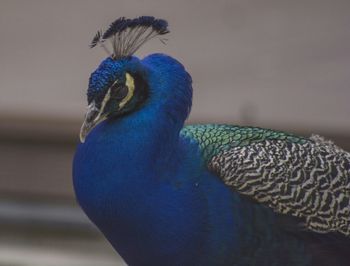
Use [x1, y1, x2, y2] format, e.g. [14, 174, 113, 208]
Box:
[80, 88, 112, 143]
[79, 102, 103, 143]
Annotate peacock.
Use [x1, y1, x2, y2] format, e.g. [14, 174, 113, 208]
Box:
[73, 16, 350, 266]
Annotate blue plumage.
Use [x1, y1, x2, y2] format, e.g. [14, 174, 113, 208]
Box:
[87, 57, 139, 103]
[74, 54, 236, 265]
[73, 17, 350, 265]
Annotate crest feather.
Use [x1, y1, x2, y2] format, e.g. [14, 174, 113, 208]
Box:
[90, 16, 169, 59]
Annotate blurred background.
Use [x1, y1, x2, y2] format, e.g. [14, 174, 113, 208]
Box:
[0, 0, 349, 265]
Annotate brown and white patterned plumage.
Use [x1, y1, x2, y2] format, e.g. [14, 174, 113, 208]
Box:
[181, 125, 350, 237]
[209, 135, 350, 236]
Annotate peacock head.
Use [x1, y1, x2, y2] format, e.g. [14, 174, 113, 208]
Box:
[80, 16, 169, 143]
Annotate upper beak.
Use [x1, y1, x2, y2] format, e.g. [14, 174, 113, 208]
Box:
[79, 88, 113, 143]
[79, 103, 103, 143]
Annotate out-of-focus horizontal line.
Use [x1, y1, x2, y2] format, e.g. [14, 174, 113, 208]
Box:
[0, 243, 125, 266]
[0, 114, 80, 145]
[0, 199, 96, 234]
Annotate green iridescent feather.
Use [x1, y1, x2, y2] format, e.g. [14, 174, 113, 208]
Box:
[180, 124, 307, 162]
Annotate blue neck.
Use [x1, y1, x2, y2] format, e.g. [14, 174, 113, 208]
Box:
[74, 54, 209, 264]
[74, 111, 209, 265]
[86, 53, 193, 172]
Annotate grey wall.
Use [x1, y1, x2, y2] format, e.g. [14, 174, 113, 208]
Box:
[1, 0, 349, 133]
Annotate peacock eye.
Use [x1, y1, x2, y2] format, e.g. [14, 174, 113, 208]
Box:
[110, 83, 128, 100]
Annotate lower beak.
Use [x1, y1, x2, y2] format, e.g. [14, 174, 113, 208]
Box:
[79, 103, 101, 143]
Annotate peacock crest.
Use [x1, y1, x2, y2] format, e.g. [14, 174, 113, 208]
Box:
[90, 16, 169, 59]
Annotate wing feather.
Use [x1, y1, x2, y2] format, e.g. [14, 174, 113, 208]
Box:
[181, 125, 350, 236]
[208, 135, 350, 236]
